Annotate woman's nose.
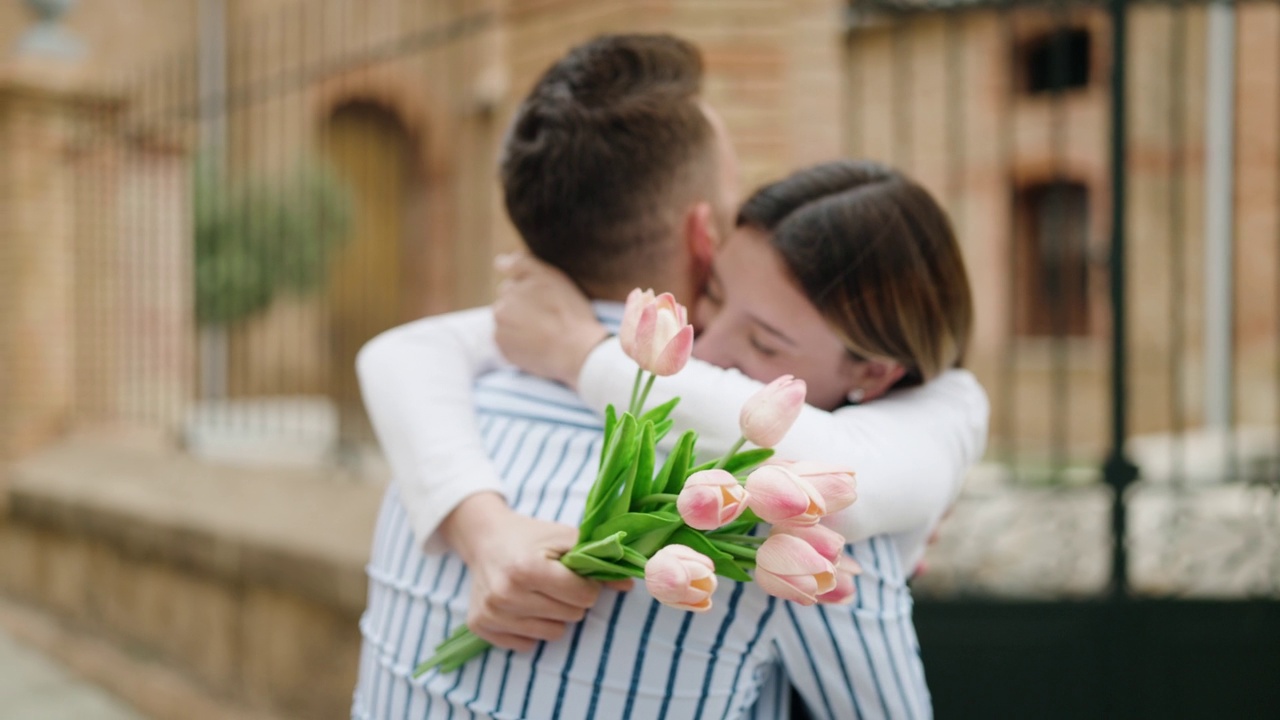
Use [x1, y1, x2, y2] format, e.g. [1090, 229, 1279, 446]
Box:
[691, 323, 734, 368]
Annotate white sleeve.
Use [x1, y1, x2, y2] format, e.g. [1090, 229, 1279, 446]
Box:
[355, 307, 508, 553]
[577, 338, 990, 542]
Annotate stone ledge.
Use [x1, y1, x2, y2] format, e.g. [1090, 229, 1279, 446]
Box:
[8, 431, 384, 617]
[0, 596, 284, 720]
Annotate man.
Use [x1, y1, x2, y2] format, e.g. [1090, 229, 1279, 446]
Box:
[352, 34, 934, 719]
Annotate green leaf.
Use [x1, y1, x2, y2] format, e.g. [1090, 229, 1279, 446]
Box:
[414, 627, 492, 676]
[620, 545, 650, 569]
[639, 396, 680, 427]
[629, 422, 657, 505]
[651, 418, 675, 445]
[561, 553, 641, 579]
[569, 530, 628, 562]
[601, 405, 618, 470]
[604, 459, 639, 525]
[591, 511, 681, 543]
[626, 523, 683, 558]
[655, 430, 697, 495]
[689, 448, 775, 477]
[580, 414, 640, 541]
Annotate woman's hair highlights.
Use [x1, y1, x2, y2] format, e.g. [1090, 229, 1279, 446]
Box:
[736, 160, 974, 388]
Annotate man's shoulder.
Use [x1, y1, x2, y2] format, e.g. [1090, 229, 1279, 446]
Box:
[474, 369, 603, 430]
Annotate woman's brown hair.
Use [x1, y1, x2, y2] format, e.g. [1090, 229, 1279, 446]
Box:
[736, 160, 974, 387]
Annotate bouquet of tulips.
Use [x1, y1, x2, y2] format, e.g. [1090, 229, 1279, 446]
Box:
[415, 290, 860, 675]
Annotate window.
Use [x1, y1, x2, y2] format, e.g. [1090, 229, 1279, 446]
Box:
[1014, 181, 1092, 337]
[1023, 28, 1092, 94]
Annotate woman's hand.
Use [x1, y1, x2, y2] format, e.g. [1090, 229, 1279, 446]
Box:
[493, 253, 610, 389]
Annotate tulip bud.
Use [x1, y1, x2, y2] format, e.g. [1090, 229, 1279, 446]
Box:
[754, 533, 837, 606]
[817, 555, 862, 605]
[739, 375, 806, 448]
[744, 465, 826, 526]
[644, 544, 718, 612]
[773, 460, 857, 515]
[676, 469, 749, 531]
[623, 291, 694, 377]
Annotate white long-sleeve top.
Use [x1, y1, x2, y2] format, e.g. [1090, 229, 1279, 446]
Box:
[356, 305, 990, 569]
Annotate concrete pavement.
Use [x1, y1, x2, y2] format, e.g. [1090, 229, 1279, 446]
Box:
[0, 628, 145, 720]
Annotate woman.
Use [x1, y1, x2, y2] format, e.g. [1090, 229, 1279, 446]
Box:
[358, 160, 988, 718]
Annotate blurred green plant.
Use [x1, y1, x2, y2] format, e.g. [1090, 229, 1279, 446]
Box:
[194, 161, 353, 326]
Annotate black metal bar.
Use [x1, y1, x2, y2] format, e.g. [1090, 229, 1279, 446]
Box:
[944, 11, 965, 224]
[1104, 0, 1139, 600]
[1048, 3, 1070, 485]
[1169, 0, 1188, 488]
[999, 1, 1020, 479]
[891, 17, 912, 169]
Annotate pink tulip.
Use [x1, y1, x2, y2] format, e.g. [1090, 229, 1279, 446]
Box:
[739, 375, 807, 448]
[754, 532, 837, 606]
[817, 555, 863, 605]
[621, 290, 694, 377]
[677, 469, 749, 530]
[744, 465, 826, 526]
[644, 544, 718, 612]
[772, 523, 846, 564]
[773, 460, 857, 514]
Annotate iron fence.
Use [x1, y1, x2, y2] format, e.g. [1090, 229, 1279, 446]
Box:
[72, 0, 498, 473]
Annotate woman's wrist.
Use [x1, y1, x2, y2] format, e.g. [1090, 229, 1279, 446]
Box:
[560, 323, 612, 390]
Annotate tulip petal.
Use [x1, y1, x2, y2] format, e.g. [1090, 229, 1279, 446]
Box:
[619, 288, 654, 357]
[650, 325, 694, 376]
[773, 524, 846, 564]
[757, 533, 836, 576]
[806, 472, 858, 514]
[755, 567, 819, 605]
[677, 486, 727, 530]
[745, 466, 826, 525]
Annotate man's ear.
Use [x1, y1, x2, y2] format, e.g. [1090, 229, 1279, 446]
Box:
[684, 201, 718, 280]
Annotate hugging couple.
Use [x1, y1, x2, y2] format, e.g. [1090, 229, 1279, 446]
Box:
[351, 33, 988, 720]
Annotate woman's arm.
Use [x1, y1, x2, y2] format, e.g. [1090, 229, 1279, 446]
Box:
[356, 307, 508, 552]
[578, 339, 990, 543]
[357, 308, 624, 650]
[491, 253, 990, 543]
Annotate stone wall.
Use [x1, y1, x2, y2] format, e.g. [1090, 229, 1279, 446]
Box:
[1, 432, 382, 720]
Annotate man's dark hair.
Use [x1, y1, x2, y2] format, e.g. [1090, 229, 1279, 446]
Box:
[500, 34, 715, 290]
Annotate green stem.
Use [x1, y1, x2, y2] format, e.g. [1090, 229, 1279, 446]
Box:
[628, 367, 645, 415]
[634, 493, 679, 508]
[710, 533, 766, 545]
[413, 627, 493, 676]
[713, 436, 749, 470]
[634, 373, 657, 416]
[712, 542, 759, 562]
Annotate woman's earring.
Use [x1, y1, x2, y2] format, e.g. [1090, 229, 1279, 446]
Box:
[847, 387, 866, 405]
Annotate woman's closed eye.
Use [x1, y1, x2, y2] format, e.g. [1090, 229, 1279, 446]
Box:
[749, 335, 779, 357]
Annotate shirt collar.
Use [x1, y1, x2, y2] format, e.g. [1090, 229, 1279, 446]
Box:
[592, 300, 626, 334]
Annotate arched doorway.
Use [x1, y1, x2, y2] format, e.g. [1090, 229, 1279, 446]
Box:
[320, 101, 420, 443]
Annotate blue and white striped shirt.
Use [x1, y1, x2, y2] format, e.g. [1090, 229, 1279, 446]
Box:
[353, 306, 930, 719]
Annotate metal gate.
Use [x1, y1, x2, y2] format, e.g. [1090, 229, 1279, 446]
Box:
[843, 0, 1280, 715]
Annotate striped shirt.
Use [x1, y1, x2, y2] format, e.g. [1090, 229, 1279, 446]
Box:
[352, 307, 930, 720]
